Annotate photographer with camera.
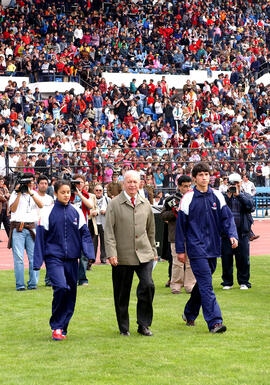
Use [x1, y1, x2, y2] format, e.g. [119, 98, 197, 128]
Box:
[221, 173, 255, 290]
[8, 173, 43, 291]
[160, 175, 196, 294]
[69, 174, 94, 286]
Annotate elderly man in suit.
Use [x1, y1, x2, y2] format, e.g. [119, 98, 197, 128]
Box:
[105, 170, 157, 337]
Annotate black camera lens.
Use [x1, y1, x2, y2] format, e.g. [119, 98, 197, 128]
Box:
[228, 186, 237, 193]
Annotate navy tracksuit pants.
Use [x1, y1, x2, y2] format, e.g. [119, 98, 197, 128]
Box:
[184, 257, 223, 330]
[45, 257, 78, 332]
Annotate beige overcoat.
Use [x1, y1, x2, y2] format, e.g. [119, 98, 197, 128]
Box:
[104, 191, 157, 265]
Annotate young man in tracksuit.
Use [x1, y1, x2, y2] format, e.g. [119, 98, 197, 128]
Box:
[175, 162, 238, 333]
[34, 180, 95, 340]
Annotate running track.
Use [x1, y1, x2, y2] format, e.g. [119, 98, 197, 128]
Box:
[0, 220, 269, 270]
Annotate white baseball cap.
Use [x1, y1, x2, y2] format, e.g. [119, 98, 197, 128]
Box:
[229, 173, 241, 183]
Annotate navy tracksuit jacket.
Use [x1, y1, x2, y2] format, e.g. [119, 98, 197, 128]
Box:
[175, 187, 238, 329]
[34, 200, 95, 331]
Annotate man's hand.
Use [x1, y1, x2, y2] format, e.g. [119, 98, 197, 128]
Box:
[108, 256, 118, 266]
[28, 187, 34, 195]
[154, 255, 158, 261]
[15, 184, 21, 193]
[234, 184, 241, 196]
[177, 253, 186, 263]
[91, 209, 99, 216]
[230, 237, 238, 249]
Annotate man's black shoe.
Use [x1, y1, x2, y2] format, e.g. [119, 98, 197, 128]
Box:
[137, 325, 153, 336]
[249, 235, 260, 241]
[182, 313, 195, 326]
[120, 331, 130, 336]
[210, 323, 227, 334]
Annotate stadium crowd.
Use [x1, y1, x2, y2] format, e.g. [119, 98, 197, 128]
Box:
[0, 0, 270, 76]
[0, 0, 269, 192]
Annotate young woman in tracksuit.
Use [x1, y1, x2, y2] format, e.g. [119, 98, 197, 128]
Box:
[34, 180, 95, 340]
[175, 162, 238, 333]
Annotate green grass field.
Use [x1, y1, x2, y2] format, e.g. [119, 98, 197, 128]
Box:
[0, 256, 270, 385]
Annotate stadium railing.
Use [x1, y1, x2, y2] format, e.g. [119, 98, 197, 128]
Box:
[254, 187, 270, 218]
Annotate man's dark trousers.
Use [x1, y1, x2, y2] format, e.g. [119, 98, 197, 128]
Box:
[78, 253, 89, 285]
[45, 257, 78, 333]
[93, 224, 106, 262]
[221, 235, 250, 287]
[184, 257, 223, 330]
[112, 261, 155, 333]
[0, 208, 10, 236]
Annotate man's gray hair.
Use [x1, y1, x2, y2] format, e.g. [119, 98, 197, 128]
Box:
[124, 170, 140, 182]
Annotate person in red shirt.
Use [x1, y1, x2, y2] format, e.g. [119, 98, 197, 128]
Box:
[76, 95, 86, 113]
[86, 135, 96, 151]
[189, 137, 200, 149]
[9, 108, 18, 121]
[223, 74, 230, 87]
[22, 32, 31, 45]
[128, 122, 139, 143]
[124, 111, 134, 125]
[147, 93, 155, 108]
[148, 79, 156, 94]
[56, 59, 65, 73]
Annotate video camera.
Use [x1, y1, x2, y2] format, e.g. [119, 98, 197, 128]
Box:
[228, 182, 237, 194]
[166, 194, 181, 210]
[14, 173, 33, 194]
[63, 173, 81, 194]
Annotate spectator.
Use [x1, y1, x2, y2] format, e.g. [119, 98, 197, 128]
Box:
[92, 184, 110, 264]
[221, 173, 255, 290]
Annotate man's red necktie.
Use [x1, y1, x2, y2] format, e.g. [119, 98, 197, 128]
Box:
[131, 197, 135, 207]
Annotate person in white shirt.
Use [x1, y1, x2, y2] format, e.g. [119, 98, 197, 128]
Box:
[1, 104, 10, 118]
[92, 185, 111, 264]
[74, 26, 83, 41]
[241, 174, 260, 242]
[0, 151, 6, 176]
[173, 102, 183, 135]
[262, 161, 270, 187]
[8, 173, 43, 291]
[241, 175, 256, 196]
[219, 177, 229, 194]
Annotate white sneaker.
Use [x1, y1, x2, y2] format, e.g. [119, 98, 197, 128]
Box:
[223, 286, 233, 290]
[240, 284, 249, 290]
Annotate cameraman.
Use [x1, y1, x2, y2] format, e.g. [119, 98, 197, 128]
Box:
[70, 174, 93, 286]
[8, 173, 43, 291]
[221, 173, 255, 290]
[160, 175, 196, 294]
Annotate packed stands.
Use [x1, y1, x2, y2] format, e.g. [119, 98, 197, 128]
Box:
[0, 0, 269, 191]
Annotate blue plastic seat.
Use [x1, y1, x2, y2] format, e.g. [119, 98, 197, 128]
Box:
[144, 108, 153, 115]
